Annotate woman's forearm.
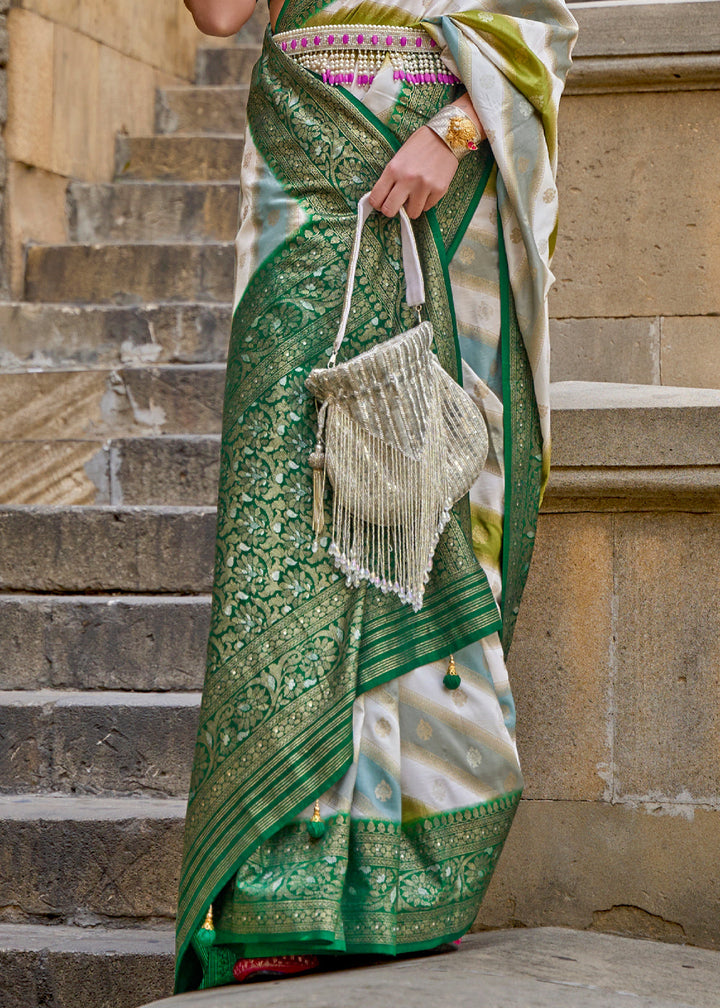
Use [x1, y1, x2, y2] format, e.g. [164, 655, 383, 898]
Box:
[184, 0, 257, 36]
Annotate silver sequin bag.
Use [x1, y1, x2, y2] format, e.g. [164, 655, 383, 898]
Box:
[306, 194, 488, 612]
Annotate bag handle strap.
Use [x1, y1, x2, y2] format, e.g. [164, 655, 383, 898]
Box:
[328, 192, 426, 368]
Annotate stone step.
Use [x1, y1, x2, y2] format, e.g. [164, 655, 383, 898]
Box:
[0, 506, 215, 593]
[0, 794, 184, 925]
[196, 44, 259, 86]
[156, 86, 249, 136]
[0, 691, 199, 797]
[25, 242, 234, 305]
[0, 594, 209, 692]
[0, 922, 174, 1008]
[0, 434, 221, 506]
[68, 181, 241, 243]
[0, 302, 231, 372]
[0, 366, 224, 442]
[116, 135, 245, 182]
[141, 928, 720, 1008]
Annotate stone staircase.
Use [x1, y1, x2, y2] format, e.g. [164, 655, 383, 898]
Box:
[0, 19, 264, 1008]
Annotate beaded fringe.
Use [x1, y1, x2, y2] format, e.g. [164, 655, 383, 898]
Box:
[275, 23, 460, 88]
[322, 379, 450, 613]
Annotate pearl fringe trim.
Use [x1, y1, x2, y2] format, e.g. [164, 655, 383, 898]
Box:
[273, 23, 459, 88]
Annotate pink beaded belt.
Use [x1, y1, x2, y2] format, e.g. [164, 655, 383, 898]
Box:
[273, 23, 460, 87]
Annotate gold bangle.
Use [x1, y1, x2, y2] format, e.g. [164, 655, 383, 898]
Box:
[426, 106, 481, 160]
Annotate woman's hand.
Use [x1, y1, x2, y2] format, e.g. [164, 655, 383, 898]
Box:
[369, 93, 486, 218]
[369, 126, 459, 219]
[184, 0, 256, 36]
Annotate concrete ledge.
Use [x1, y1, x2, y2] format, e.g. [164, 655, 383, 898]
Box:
[140, 928, 720, 1008]
[0, 922, 174, 1008]
[547, 383, 720, 511]
[568, 0, 720, 93]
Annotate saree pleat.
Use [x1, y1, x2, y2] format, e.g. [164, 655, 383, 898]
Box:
[175, 0, 576, 992]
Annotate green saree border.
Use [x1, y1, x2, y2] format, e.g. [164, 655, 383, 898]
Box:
[499, 219, 543, 655]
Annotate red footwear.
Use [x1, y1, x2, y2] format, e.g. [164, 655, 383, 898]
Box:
[232, 954, 320, 983]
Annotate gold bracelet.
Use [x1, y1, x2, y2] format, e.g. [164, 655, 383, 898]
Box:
[426, 105, 481, 160]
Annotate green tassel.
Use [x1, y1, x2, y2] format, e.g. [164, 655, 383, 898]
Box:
[443, 655, 461, 690]
[308, 819, 326, 839]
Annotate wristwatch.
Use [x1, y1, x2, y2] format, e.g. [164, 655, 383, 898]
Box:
[426, 106, 482, 160]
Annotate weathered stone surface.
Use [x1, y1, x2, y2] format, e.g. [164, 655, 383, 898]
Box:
[0, 439, 109, 505]
[156, 86, 249, 136]
[195, 45, 259, 86]
[553, 90, 720, 319]
[476, 799, 720, 951]
[68, 180, 241, 243]
[116, 135, 245, 182]
[549, 317, 660, 385]
[111, 435, 220, 505]
[550, 383, 720, 468]
[0, 594, 209, 691]
[0, 691, 199, 797]
[25, 242, 234, 305]
[0, 366, 225, 439]
[661, 316, 720, 390]
[0, 302, 231, 370]
[5, 151, 68, 297]
[509, 514, 613, 801]
[572, 0, 720, 59]
[0, 923, 174, 1008]
[0, 795, 184, 923]
[142, 928, 720, 1008]
[613, 514, 720, 804]
[0, 506, 216, 592]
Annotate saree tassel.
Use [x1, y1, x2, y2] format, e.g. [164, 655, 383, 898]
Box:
[308, 798, 326, 839]
[443, 654, 461, 690]
[192, 903, 216, 959]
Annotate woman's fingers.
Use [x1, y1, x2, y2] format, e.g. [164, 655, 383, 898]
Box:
[369, 125, 458, 217]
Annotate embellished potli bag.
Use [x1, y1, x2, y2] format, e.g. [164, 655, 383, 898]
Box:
[306, 193, 489, 612]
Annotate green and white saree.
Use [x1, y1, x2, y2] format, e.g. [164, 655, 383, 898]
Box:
[175, 0, 577, 992]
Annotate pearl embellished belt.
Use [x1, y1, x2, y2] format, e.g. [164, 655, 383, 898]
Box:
[273, 23, 460, 88]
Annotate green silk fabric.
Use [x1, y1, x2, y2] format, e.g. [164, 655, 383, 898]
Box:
[175, 17, 544, 993]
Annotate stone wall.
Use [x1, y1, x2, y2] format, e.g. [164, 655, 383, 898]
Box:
[0, 0, 8, 297]
[2, 0, 218, 296]
[551, 0, 720, 388]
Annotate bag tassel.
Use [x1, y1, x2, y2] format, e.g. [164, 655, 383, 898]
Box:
[308, 798, 326, 839]
[309, 402, 328, 551]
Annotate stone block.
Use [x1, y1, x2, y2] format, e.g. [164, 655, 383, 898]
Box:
[0, 506, 216, 592]
[21, 0, 207, 79]
[0, 924, 174, 1008]
[156, 85, 249, 136]
[116, 135, 245, 182]
[0, 595, 210, 691]
[613, 513, 720, 803]
[550, 383, 720, 468]
[5, 160, 68, 297]
[195, 45, 259, 86]
[0, 439, 109, 505]
[110, 435, 221, 506]
[0, 366, 224, 440]
[549, 317, 660, 385]
[661, 316, 720, 390]
[508, 514, 613, 801]
[0, 691, 199, 797]
[553, 90, 720, 319]
[25, 242, 234, 304]
[5, 9, 54, 168]
[476, 799, 720, 951]
[68, 180, 241, 243]
[0, 795, 185, 922]
[0, 303, 231, 370]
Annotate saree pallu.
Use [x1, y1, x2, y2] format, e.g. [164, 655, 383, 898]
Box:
[175, 0, 577, 992]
